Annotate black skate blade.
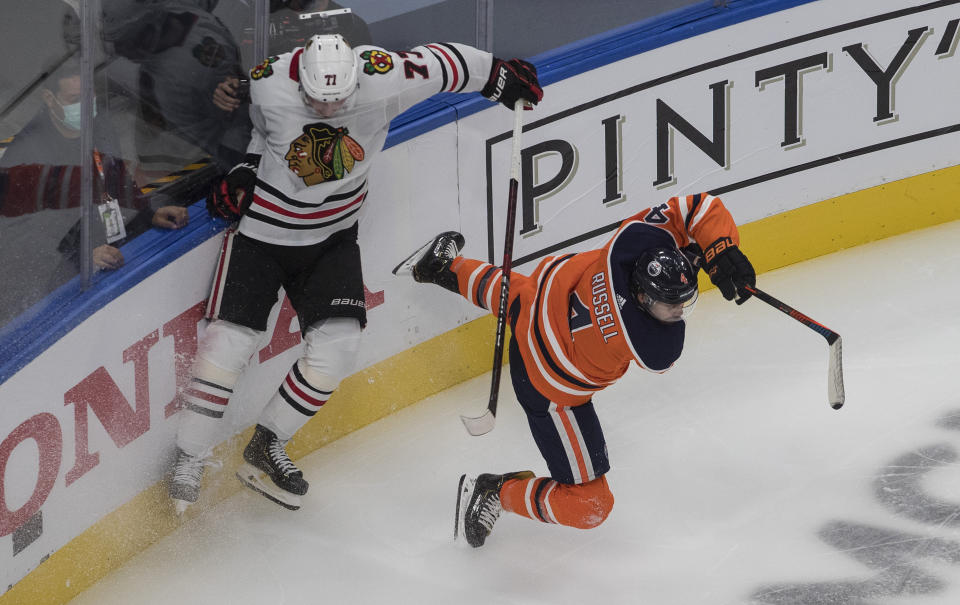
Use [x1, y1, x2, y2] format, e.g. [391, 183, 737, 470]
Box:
[236, 464, 302, 511]
[454, 474, 467, 542]
[392, 238, 433, 276]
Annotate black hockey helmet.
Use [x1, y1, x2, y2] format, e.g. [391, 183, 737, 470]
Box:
[630, 247, 698, 321]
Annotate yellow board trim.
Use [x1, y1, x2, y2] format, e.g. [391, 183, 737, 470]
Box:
[5, 166, 960, 604]
[138, 158, 212, 194]
[741, 165, 960, 274]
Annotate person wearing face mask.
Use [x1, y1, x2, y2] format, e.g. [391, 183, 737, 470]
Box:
[0, 62, 190, 327]
[168, 33, 543, 514]
[397, 193, 755, 548]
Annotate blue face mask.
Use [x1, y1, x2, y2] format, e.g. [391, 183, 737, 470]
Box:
[55, 97, 96, 131]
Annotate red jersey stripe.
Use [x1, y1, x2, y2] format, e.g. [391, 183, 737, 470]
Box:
[252, 192, 366, 220]
[426, 44, 459, 91]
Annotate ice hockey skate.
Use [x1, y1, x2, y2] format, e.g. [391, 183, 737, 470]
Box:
[392, 231, 465, 290]
[169, 448, 206, 515]
[236, 424, 309, 510]
[455, 471, 533, 547]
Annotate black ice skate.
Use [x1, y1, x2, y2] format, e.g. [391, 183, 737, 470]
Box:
[455, 471, 534, 548]
[169, 448, 206, 515]
[236, 424, 309, 511]
[392, 231, 464, 293]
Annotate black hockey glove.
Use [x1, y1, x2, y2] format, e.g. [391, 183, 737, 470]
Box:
[207, 154, 260, 220]
[681, 242, 705, 274]
[703, 237, 756, 305]
[482, 57, 543, 109]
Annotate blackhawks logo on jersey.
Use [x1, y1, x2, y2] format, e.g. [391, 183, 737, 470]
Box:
[285, 123, 365, 186]
[361, 50, 393, 75]
[250, 56, 278, 80]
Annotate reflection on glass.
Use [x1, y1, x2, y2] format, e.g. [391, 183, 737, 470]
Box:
[265, 0, 372, 54]
[0, 0, 702, 337]
[0, 55, 190, 330]
[100, 0, 254, 177]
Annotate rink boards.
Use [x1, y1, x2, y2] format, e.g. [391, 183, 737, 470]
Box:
[3, 1, 960, 603]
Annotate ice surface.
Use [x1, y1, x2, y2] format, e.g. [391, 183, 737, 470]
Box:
[69, 221, 960, 605]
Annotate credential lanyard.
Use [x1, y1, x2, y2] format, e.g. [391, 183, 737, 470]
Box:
[93, 149, 126, 244]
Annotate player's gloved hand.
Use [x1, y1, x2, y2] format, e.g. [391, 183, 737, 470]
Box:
[703, 237, 755, 305]
[482, 57, 543, 109]
[207, 154, 260, 220]
[681, 242, 705, 273]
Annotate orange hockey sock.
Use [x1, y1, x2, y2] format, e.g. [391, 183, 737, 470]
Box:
[500, 474, 614, 529]
[451, 257, 503, 312]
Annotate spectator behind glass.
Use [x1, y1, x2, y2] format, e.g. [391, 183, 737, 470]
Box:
[0, 60, 189, 329]
[101, 0, 253, 178]
[213, 0, 372, 113]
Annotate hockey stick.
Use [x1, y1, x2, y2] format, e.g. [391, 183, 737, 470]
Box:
[461, 100, 526, 436]
[743, 285, 845, 410]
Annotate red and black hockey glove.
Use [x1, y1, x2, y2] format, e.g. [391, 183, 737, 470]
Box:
[482, 57, 543, 109]
[207, 154, 260, 220]
[703, 237, 756, 305]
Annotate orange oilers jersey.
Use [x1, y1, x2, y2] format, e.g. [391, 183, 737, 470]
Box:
[506, 192, 740, 407]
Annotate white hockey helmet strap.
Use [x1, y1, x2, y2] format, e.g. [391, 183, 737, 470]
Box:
[298, 34, 358, 103]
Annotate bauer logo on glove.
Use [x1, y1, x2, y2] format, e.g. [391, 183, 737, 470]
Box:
[482, 57, 543, 109]
[703, 236, 756, 305]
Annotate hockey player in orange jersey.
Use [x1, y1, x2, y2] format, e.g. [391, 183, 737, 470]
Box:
[399, 192, 756, 547]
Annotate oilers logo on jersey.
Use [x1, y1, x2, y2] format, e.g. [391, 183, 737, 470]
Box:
[285, 123, 366, 185]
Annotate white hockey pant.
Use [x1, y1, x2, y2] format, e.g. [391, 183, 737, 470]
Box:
[177, 317, 362, 455]
[177, 319, 264, 456]
[258, 317, 362, 440]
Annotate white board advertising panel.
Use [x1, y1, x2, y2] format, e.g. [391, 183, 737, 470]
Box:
[459, 0, 960, 271]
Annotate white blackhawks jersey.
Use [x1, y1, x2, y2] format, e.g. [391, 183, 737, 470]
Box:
[239, 43, 493, 246]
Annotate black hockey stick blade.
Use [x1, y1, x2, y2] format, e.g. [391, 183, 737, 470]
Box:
[743, 285, 845, 409]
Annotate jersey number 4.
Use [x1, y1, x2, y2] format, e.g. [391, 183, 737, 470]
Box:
[643, 203, 669, 224]
[569, 293, 593, 333]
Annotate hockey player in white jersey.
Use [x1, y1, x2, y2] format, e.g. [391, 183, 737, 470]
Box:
[168, 34, 543, 512]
